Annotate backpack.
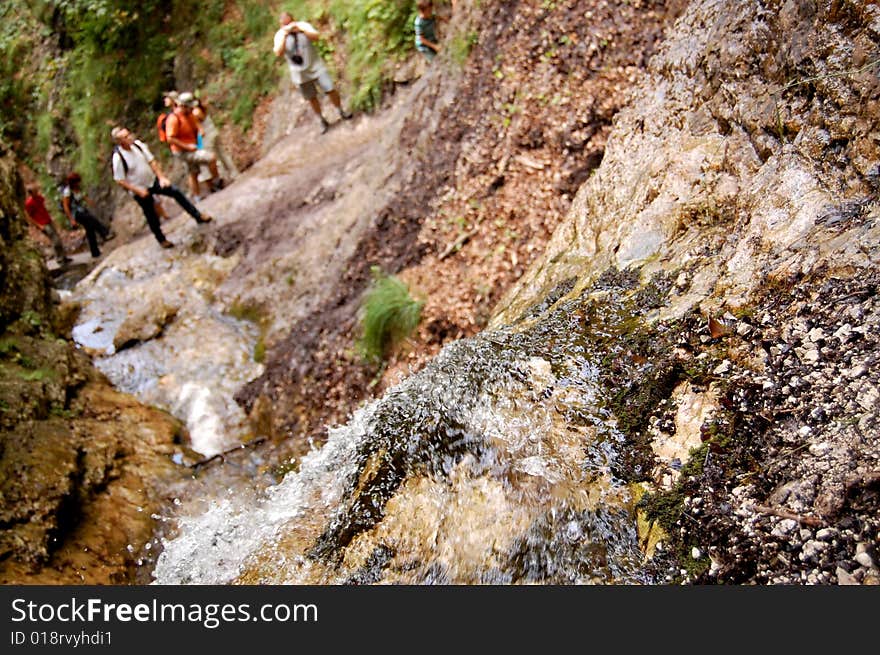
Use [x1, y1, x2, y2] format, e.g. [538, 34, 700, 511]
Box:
[157, 112, 170, 143]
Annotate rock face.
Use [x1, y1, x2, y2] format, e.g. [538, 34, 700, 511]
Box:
[0, 146, 186, 584]
[496, 0, 880, 321]
[490, 0, 880, 583]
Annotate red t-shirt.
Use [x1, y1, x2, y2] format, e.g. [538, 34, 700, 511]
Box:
[24, 193, 51, 227]
[165, 109, 199, 153]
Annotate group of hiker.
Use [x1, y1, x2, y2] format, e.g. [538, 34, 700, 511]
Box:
[24, 172, 115, 263]
[24, 3, 453, 263]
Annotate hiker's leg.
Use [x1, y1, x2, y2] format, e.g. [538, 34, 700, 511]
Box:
[84, 223, 100, 257]
[75, 209, 102, 257]
[155, 197, 169, 220]
[188, 171, 201, 198]
[320, 73, 350, 119]
[134, 194, 167, 244]
[83, 208, 109, 240]
[45, 223, 67, 262]
[154, 184, 203, 221]
[307, 96, 323, 118]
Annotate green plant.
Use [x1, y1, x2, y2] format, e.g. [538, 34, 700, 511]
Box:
[449, 30, 478, 67]
[357, 266, 424, 364]
[327, 0, 417, 111]
[18, 368, 57, 382]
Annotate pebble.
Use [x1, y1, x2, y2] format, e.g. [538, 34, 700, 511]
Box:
[836, 567, 859, 585]
[771, 519, 798, 537]
[857, 386, 878, 411]
[833, 324, 852, 340]
[808, 327, 826, 342]
[713, 360, 731, 375]
[808, 442, 831, 456]
[799, 540, 826, 563]
[816, 528, 838, 541]
[846, 364, 867, 379]
[854, 552, 875, 568]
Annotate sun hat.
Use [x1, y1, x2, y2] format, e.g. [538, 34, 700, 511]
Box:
[177, 91, 196, 107]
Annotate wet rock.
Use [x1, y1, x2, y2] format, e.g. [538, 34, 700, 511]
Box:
[113, 298, 180, 352]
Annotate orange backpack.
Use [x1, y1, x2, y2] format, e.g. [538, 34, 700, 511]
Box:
[156, 112, 170, 142]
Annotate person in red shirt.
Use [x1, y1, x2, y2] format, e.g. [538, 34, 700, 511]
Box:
[164, 92, 223, 200]
[23, 182, 71, 266]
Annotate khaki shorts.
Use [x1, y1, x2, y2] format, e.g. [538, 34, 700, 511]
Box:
[298, 71, 334, 100]
[174, 148, 215, 174]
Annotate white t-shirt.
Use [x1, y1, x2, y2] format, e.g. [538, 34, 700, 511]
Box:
[112, 139, 156, 189]
[273, 22, 329, 85]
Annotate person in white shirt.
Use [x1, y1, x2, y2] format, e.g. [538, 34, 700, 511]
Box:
[272, 11, 352, 133]
[110, 126, 212, 250]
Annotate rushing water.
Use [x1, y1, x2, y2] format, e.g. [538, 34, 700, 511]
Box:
[154, 285, 660, 584]
[70, 245, 264, 457]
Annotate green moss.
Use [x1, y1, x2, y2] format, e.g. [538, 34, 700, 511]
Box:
[0, 364, 54, 383]
[253, 335, 266, 364]
[227, 300, 265, 325]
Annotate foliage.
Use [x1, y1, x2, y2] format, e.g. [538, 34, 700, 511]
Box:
[449, 30, 478, 67]
[326, 0, 417, 111]
[0, 4, 41, 144]
[1, 0, 444, 188]
[357, 266, 423, 364]
[188, 1, 278, 132]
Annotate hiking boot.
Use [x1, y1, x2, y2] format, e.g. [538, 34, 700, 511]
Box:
[106, 230, 117, 241]
[320, 117, 330, 134]
[340, 109, 353, 120]
[160, 240, 174, 249]
[211, 178, 225, 192]
[196, 214, 213, 224]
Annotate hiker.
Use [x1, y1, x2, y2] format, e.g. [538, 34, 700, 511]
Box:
[192, 96, 238, 181]
[415, 1, 441, 61]
[60, 172, 113, 259]
[23, 182, 71, 266]
[272, 11, 353, 133]
[164, 91, 224, 200]
[110, 126, 212, 250]
[156, 91, 177, 145]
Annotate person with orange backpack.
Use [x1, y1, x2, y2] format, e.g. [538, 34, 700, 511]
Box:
[164, 92, 224, 200]
[156, 91, 177, 145]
